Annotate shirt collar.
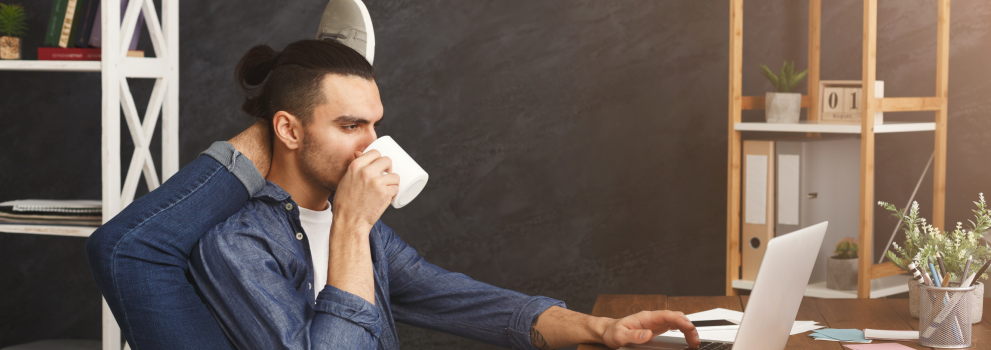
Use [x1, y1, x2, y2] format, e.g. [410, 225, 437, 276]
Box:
[252, 180, 291, 202]
[252, 180, 336, 204]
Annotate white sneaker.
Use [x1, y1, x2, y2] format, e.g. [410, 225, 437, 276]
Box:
[316, 0, 375, 65]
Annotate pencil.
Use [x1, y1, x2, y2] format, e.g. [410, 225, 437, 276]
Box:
[961, 255, 973, 287]
[942, 272, 951, 287]
[930, 262, 942, 286]
[963, 273, 977, 288]
[919, 263, 934, 286]
[937, 252, 948, 280]
[909, 262, 926, 285]
[972, 259, 991, 285]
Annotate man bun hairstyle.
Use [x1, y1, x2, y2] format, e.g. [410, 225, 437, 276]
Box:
[234, 39, 375, 125]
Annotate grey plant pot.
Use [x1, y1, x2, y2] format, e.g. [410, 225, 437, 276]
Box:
[909, 280, 984, 323]
[827, 256, 858, 291]
[765, 92, 801, 123]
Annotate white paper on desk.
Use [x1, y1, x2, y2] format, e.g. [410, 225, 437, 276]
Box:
[660, 308, 822, 342]
[864, 329, 919, 341]
[685, 308, 743, 323]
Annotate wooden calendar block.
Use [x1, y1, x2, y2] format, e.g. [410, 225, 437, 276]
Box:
[818, 80, 884, 124]
[843, 88, 862, 113]
[822, 87, 844, 113]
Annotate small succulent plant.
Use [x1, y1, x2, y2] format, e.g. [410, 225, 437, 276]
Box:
[0, 3, 27, 38]
[759, 61, 808, 93]
[835, 237, 858, 259]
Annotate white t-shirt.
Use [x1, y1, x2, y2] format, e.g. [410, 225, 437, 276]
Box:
[298, 201, 333, 300]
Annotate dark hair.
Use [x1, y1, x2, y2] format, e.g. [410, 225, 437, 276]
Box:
[234, 39, 375, 125]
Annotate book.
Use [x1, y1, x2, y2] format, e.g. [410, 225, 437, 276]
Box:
[0, 223, 97, 237]
[0, 199, 101, 214]
[89, 0, 143, 50]
[44, 0, 69, 46]
[38, 47, 145, 60]
[58, 0, 80, 48]
[72, 0, 99, 48]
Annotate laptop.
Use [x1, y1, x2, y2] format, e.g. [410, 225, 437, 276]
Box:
[631, 221, 828, 350]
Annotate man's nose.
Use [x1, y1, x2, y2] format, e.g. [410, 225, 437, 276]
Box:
[358, 129, 378, 152]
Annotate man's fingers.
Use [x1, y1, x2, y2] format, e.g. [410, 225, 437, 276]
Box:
[362, 156, 393, 179]
[621, 327, 653, 345]
[351, 150, 381, 171]
[381, 173, 401, 187]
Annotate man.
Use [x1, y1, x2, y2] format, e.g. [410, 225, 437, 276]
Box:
[87, 1, 700, 349]
[188, 38, 699, 350]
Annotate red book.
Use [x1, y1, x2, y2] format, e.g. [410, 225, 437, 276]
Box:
[37, 47, 145, 61]
[38, 47, 100, 60]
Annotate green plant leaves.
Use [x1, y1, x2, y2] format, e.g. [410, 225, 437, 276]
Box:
[0, 3, 27, 38]
[879, 195, 991, 280]
[759, 61, 809, 93]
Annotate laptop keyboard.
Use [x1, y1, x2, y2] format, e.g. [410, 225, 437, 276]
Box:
[683, 341, 733, 350]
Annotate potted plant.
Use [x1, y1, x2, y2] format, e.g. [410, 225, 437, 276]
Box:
[880, 194, 991, 322]
[827, 237, 859, 290]
[0, 3, 26, 60]
[759, 61, 807, 123]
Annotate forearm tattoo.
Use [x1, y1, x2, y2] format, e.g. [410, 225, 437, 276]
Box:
[530, 314, 551, 350]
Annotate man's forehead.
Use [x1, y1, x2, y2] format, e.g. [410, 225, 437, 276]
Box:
[317, 74, 383, 121]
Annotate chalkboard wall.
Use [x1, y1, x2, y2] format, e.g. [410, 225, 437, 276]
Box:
[3, 0, 991, 348]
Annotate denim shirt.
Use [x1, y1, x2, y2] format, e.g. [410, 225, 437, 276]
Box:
[189, 181, 564, 350]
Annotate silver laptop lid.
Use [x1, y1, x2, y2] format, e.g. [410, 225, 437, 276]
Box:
[732, 221, 827, 350]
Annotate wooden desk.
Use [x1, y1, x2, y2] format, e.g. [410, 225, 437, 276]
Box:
[578, 295, 991, 350]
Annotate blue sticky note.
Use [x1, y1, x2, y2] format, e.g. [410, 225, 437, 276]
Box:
[809, 329, 870, 343]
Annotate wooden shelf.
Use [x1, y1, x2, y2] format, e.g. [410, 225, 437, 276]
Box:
[726, 0, 950, 299]
[734, 121, 936, 134]
[0, 60, 101, 72]
[0, 224, 97, 237]
[731, 274, 910, 299]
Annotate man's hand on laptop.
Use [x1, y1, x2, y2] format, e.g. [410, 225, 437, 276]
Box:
[602, 310, 700, 349]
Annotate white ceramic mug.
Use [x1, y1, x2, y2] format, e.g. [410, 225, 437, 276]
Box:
[362, 136, 429, 209]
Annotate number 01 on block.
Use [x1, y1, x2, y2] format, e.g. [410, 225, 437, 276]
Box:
[818, 80, 884, 124]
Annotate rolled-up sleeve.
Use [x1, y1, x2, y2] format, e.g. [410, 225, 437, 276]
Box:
[376, 222, 565, 350]
[313, 285, 383, 338]
[189, 214, 381, 350]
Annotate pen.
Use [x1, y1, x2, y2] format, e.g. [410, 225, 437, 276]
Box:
[937, 252, 948, 280]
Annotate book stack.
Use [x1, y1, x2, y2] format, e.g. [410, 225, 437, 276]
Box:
[0, 199, 102, 236]
[39, 0, 144, 60]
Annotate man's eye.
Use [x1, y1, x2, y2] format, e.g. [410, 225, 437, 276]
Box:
[343, 125, 358, 131]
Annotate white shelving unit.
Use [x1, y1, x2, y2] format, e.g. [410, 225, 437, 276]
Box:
[734, 121, 936, 134]
[0, 0, 179, 349]
[732, 275, 911, 299]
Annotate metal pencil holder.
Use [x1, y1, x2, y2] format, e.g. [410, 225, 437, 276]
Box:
[919, 283, 977, 348]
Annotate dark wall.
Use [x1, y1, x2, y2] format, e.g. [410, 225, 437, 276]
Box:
[3, 0, 991, 348]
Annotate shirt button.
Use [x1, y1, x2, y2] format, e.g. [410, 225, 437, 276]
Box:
[308, 283, 312, 290]
[285, 203, 293, 211]
[295, 232, 303, 240]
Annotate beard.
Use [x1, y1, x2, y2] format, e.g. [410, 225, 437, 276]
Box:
[299, 131, 347, 193]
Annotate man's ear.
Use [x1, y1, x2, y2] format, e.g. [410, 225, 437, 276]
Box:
[272, 111, 302, 150]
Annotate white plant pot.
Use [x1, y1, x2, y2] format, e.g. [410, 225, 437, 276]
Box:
[826, 256, 858, 291]
[909, 280, 984, 323]
[765, 92, 801, 123]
